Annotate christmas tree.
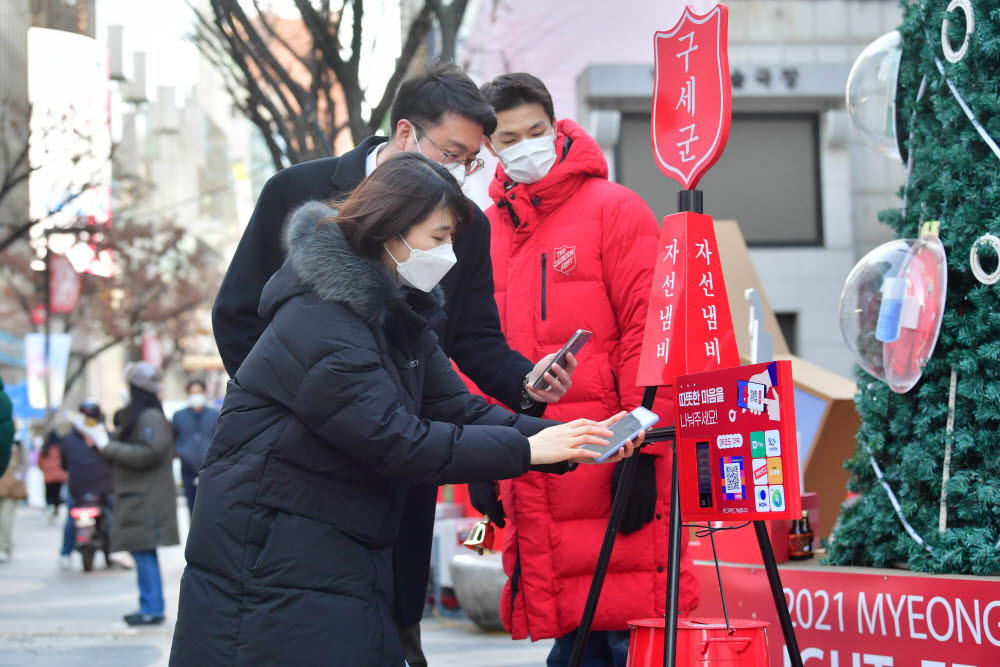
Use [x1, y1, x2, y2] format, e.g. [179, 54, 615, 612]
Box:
[827, 0, 1000, 575]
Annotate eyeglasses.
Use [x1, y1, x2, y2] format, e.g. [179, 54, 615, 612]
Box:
[410, 121, 485, 176]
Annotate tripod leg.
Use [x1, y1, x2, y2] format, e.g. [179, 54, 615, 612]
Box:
[568, 386, 659, 667]
[753, 521, 803, 667]
[662, 441, 681, 667]
[568, 453, 639, 666]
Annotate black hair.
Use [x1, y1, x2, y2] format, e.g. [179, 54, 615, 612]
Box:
[479, 73, 556, 130]
[390, 62, 497, 137]
[186, 379, 206, 393]
[325, 152, 474, 262]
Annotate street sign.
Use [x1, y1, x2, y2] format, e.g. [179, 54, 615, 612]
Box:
[651, 3, 732, 190]
[674, 360, 802, 523]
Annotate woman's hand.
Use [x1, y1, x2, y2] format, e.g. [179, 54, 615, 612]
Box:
[527, 418, 614, 465]
[574, 411, 644, 464]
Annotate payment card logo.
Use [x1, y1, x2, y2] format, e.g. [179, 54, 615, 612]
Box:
[750, 431, 765, 458]
[767, 457, 783, 484]
[755, 486, 770, 512]
[765, 429, 781, 456]
[769, 485, 786, 512]
[751, 458, 768, 486]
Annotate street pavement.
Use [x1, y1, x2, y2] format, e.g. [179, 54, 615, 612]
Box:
[0, 501, 552, 666]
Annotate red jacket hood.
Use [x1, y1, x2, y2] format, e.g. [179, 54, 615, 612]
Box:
[488, 118, 609, 212]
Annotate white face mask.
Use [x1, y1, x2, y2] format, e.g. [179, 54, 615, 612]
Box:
[496, 132, 557, 184]
[188, 393, 207, 410]
[412, 124, 468, 186]
[385, 235, 457, 293]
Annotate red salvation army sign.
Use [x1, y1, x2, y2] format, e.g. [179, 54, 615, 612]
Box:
[651, 3, 732, 190]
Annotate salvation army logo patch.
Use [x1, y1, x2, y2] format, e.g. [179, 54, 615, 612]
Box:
[553, 245, 577, 276]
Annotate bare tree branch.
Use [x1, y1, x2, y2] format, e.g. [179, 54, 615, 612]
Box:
[196, 0, 471, 161]
[369, 4, 434, 135]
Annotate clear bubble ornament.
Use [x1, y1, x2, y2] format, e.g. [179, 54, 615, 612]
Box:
[839, 233, 948, 393]
[846, 31, 904, 161]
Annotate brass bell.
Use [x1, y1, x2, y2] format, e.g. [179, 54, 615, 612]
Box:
[462, 515, 497, 555]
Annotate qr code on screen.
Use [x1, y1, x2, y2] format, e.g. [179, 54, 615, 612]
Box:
[721, 456, 745, 501]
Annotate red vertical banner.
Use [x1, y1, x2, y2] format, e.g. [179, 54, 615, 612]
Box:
[636, 211, 739, 388]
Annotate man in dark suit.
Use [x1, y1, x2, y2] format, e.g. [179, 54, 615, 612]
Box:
[212, 63, 575, 666]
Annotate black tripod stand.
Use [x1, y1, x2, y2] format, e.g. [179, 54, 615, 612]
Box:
[568, 190, 804, 667]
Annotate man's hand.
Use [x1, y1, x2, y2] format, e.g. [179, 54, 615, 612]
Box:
[468, 481, 506, 528]
[525, 352, 577, 403]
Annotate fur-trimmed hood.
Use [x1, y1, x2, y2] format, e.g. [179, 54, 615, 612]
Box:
[258, 201, 443, 326]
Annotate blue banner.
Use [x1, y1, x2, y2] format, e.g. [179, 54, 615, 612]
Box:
[4, 381, 46, 421]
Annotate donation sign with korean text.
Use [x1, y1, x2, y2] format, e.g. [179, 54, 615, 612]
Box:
[674, 360, 802, 522]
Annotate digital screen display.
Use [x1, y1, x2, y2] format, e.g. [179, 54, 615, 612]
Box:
[736, 380, 765, 411]
[696, 441, 712, 508]
[609, 414, 642, 443]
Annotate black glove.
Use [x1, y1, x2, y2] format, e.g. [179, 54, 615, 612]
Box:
[611, 453, 658, 535]
[468, 481, 506, 528]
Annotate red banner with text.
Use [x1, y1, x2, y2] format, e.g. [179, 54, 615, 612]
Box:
[636, 211, 739, 388]
[692, 562, 1000, 666]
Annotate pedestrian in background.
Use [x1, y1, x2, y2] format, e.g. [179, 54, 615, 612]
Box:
[0, 438, 27, 562]
[76, 361, 179, 626]
[171, 379, 218, 515]
[0, 376, 13, 476]
[38, 430, 67, 521]
[59, 401, 114, 569]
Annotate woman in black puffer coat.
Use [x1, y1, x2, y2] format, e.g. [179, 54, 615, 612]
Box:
[169, 154, 633, 666]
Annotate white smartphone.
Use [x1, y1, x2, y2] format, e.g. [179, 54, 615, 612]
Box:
[582, 406, 659, 464]
[531, 329, 592, 391]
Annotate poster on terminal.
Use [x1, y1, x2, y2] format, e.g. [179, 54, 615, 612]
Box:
[674, 360, 801, 522]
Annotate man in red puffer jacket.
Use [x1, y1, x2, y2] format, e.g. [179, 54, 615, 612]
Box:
[471, 73, 700, 665]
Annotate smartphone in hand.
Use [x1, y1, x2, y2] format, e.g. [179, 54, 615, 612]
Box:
[581, 407, 659, 463]
[531, 329, 592, 391]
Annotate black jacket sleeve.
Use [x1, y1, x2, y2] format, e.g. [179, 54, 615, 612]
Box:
[101, 412, 174, 471]
[420, 345, 572, 474]
[291, 344, 532, 486]
[444, 210, 536, 412]
[420, 345, 553, 436]
[212, 175, 289, 377]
